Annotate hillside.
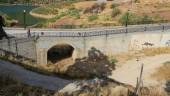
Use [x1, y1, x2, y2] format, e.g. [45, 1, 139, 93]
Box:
[2, 0, 170, 28]
[30, 0, 170, 28]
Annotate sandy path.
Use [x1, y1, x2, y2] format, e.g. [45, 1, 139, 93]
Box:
[109, 54, 170, 86]
[30, 11, 55, 19]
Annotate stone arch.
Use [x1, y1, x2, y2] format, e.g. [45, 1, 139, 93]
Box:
[47, 43, 76, 64]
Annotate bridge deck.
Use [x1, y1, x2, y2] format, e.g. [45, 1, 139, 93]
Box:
[4, 23, 170, 38]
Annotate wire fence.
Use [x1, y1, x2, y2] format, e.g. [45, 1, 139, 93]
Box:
[8, 23, 170, 38]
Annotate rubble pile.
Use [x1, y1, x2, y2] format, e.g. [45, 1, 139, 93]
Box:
[55, 78, 132, 96]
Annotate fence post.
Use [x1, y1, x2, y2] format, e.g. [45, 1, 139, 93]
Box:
[106, 30, 108, 37]
[144, 26, 147, 31]
[134, 64, 144, 96]
[7, 39, 10, 51]
[126, 27, 128, 33]
[83, 32, 87, 56]
[15, 39, 18, 56]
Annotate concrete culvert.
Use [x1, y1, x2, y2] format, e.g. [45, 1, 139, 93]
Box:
[47, 44, 74, 64]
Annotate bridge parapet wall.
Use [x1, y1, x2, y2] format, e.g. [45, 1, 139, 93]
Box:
[0, 38, 37, 61]
[5, 23, 170, 38]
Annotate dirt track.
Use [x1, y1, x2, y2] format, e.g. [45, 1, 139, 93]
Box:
[109, 54, 170, 86]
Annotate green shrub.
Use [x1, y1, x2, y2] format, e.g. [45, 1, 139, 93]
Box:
[110, 58, 118, 64]
[111, 3, 117, 9]
[111, 8, 121, 17]
[68, 8, 80, 19]
[119, 11, 131, 25]
[32, 7, 58, 15]
[88, 14, 98, 21]
[0, 11, 12, 26]
[47, 12, 67, 23]
[164, 61, 170, 65]
[140, 15, 153, 24]
[119, 11, 154, 25]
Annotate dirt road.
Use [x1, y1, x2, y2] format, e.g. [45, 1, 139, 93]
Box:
[109, 54, 170, 86]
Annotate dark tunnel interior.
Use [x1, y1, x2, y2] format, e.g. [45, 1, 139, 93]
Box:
[47, 44, 74, 64]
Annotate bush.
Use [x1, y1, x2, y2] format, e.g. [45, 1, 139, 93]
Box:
[111, 8, 121, 17]
[47, 12, 67, 22]
[165, 81, 170, 94]
[110, 58, 118, 64]
[84, 3, 106, 14]
[119, 11, 154, 25]
[119, 11, 132, 25]
[164, 61, 170, 65]
[140, 15, 153, 24]
[32, 6, 58, 15]
[88, 14, 98, 21]
[68, 8, 80, 19]
[111, 3, 117, 9]
[0, 11, 12, 26]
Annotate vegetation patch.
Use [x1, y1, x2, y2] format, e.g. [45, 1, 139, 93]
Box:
[32, 6, 58, 15]
[165, 81, 170, 95]
[67, 7, 80, 19]
[88, 14, 98, 21]
[84, 2, 106, 14]
[0, 75, 54, 96]
[152, 61, 170, 80]
[119, 12, 156, 26]
[65, 47, 115, 78]
[0, 11, 12, 26]
[28, 1, 170, 28]
[140, 47, 170, 56]
[111, 8, 121, 17]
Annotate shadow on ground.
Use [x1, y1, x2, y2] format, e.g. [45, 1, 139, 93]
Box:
[165, 81, 170, 95]
[65, 47, 115, 79]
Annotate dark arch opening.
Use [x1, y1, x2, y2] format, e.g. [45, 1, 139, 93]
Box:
[47, 44, 74, 64]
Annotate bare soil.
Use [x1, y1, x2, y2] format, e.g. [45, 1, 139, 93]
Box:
[109, 54, 170, 86]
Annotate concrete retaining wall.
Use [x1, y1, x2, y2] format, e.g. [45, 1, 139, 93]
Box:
[0, 38, 37, 60]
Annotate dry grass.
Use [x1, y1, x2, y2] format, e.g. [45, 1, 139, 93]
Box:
[112, 50, 145, 66]
[0, 75, 54, 96]
[140, 47, 170, 56]
[32, 0, 170, 28]
[112, 47, 170, 66]
[152, 61, 170, 81]
[140, 86, 168, 96]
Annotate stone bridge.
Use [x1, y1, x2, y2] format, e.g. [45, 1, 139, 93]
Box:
[1, 23, 170, 65]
